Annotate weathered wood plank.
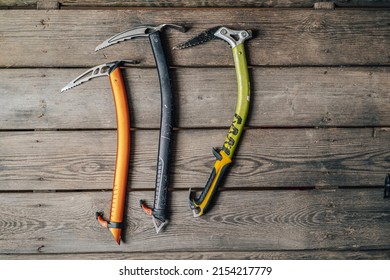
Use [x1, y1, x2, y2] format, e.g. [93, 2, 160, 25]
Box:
[1, 0, 388, 8]
[61, 0, 390, 8]
[1, 128, 389, 191]
[36, 0, 59, 9]
[3, 249, 390, 260]
[1, 67, 389, 130]
[314, 2, 335, 9]
[0, 9, 389, 67]
[0, 189, 388, 254]
[0, 0, 36, 7]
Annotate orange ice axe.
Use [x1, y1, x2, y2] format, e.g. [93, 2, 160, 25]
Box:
[61, 60, 137, 244]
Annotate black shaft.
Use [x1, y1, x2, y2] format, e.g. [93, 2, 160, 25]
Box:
[148, 31, 173, 223]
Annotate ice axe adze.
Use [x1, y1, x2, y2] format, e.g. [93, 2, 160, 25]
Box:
[96, 24, 186, 233]
[61, 60, 137, 244]
[175, 26, 252, 217]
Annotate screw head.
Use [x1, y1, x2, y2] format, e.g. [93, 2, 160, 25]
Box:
[220, 29, 227, 35]
[241, 31, 248, 37]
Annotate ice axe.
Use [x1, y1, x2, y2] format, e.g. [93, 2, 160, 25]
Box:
[96, 24, 186, 233]
[175, 26, 252, 217]
[62, 60, 137, 244]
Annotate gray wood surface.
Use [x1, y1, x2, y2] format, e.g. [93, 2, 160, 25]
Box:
[3, 249, 390, 260]
[0, 189, 388, 254]
[1, 67, 389, 130]
[0, 9, 389, 67]
[1, 0, 389, 8]
[1, 128, 389, 191]
[1, 3, 389, 260]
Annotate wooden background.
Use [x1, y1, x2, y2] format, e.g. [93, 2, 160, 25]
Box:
[1, 0, 390, 259]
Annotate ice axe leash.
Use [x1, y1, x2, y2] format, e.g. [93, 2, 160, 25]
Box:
[61, 60, 137, 245]
[96, 24, 186, 233]
[174, 26, 252, 217]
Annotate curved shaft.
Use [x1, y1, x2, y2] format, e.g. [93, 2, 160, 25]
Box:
[107, 66, 130, 244]
[148, 31, 173, 227]
[222, 44, 250, 158]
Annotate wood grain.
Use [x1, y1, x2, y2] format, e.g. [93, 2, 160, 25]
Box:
[1, 128, 389, 191]
[1, 0, 388, 8]
[60, 0, 390, 8]
[0, 9, 389, 67]
[1, 67, 389, 130]
[1, 2, 389, 260]
[0, 189, 388, 254]
[2, 250, 390, 260]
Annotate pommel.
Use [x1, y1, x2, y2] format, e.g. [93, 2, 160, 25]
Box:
[140, 199, 168, 234]
[188, 188, 202, 218]
[95, 24, 186, 51]
[152, 215, 168, 234]
[61, 60, 138, 92]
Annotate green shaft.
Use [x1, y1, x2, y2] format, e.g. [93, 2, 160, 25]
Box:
[221, 43, 250, 158]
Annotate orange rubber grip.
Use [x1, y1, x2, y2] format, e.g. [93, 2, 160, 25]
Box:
[108, 67, 130, 245]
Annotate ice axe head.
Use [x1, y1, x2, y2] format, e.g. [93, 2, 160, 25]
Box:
[60, 60, 137, 92]
[174, 26, 252, 49]
[95, 24, 186, 51]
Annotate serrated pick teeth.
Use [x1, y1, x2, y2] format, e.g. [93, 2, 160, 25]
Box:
[95, 38, 122, 52]
[173, 26, 222, 50]
[61, 79, 90, 92]
[60, 84, 76, 92]
[173, 38, 208, 50]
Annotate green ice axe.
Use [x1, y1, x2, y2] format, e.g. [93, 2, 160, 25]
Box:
[175, 26, 252, 217]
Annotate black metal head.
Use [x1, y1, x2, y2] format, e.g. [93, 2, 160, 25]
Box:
[174, 26, 252, 50]
[173, 26, 222, 49]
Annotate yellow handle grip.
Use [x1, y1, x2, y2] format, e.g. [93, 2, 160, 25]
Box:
[190, 149, 232, 217]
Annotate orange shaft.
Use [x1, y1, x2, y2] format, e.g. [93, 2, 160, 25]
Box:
[108, 67, 130, 245]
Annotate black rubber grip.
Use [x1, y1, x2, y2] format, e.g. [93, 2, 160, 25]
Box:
[148, 31, 173, 222]
[193, 150, 231, 214]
